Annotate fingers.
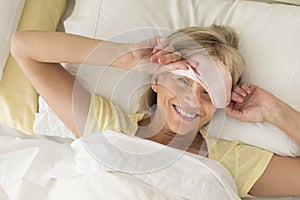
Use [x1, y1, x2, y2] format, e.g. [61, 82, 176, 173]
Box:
[240, 82, 251, 94]
[225, 106, 245, 121]
[225, 102, 249, 122]
[131, 36, 169, 52]
[151, 37, 184, 65]
[231, 82, 252, 103]
[151, 45, 173, 62]
[140, 36, 169, 50]
[231, 86, 246, 103]
[152, 36, 169, 53]
[151, 50, 182, 65]
[186, 60, 199, 69]
[141, 36, 204, 71]
[151, 43, 183, 64]
[163, 60, 189, 70]
[233, 85, 247, 97]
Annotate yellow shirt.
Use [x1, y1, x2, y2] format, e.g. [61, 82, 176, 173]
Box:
[203, 131, 273, 197]
[85, 95, 273, 198]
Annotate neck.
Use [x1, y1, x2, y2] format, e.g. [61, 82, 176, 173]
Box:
[137, 108, 206, 155]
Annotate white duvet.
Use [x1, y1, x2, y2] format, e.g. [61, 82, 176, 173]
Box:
[0, 125, 240, 200]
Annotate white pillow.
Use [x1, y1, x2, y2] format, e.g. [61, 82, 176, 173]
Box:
[206, 0, 300, 156]
[34, 0, 300, 157]
[0, 0, 25, 80]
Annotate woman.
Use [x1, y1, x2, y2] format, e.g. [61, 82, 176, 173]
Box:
[11, 25, 300, 198]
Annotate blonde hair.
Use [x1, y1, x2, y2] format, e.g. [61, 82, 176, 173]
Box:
[139, 24, 244, 112]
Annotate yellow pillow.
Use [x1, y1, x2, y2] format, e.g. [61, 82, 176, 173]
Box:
[0, 0, 67, 135]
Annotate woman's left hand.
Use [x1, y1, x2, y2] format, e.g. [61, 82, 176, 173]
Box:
[226, 82, 280, 123]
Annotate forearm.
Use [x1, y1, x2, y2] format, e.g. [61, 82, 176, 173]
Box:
[11, 30, 133, 69]
[268, 100, 300, 144]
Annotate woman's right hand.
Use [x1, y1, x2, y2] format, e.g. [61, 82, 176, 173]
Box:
[128, 37, 191, 73]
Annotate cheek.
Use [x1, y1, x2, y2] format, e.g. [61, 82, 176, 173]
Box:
[156, 86, 175, 104]
[200, 104, 216, 126]
[208, 105, 217, 116]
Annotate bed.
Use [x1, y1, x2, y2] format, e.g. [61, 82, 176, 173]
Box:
[0, 0, 300, 199]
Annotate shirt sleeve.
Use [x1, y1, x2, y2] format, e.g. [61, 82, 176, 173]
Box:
[203, 131, 273, 198]
[83, 94, 140, 136]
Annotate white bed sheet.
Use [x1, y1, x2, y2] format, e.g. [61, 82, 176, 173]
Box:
[1, 127, 300, 200]
[0, 124, 240, 200]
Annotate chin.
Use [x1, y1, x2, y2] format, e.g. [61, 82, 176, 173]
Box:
[169, 121, 199, 136]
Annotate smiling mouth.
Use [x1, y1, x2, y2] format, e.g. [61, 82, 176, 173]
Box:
[173, 105, 200, 120]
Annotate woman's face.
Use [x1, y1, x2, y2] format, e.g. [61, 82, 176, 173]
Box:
[152, 72, 216, 135]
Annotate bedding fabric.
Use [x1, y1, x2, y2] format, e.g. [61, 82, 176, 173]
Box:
[0, 126, 240, 200]
[0, 124, 299, 200]
[250, 0, 300, 5]
[0, 0, 67, 135]
[0, 0, 25, 80]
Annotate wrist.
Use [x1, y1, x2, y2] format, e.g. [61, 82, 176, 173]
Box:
[267, 99, 300, 144]
[266, 98, 291, 126]
[111, 43, 134, 70]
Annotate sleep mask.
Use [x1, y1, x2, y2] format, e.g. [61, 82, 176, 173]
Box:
[170, 55, 232, 108]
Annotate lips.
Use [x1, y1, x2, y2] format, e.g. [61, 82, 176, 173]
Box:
[173, 105, 200, 120]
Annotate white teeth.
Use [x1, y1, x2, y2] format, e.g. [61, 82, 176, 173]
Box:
[174, 105, 198, 119]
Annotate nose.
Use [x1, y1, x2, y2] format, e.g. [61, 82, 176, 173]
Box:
[182, 83, 202, 108]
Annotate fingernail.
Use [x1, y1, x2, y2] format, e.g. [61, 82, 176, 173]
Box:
[151, 55, 157, 62]
[158, 57, 165, 64]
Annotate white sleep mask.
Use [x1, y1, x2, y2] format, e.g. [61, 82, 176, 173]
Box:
[171, 55, 232, 108]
